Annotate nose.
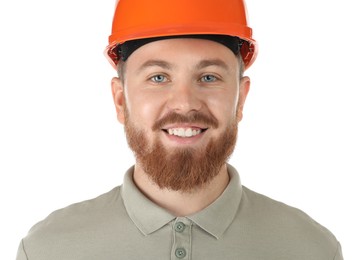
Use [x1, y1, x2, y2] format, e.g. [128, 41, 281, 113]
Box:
[166, 81, 203, 113]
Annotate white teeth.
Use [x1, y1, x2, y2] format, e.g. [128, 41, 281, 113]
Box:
[167, 128, 202, 138]
[185, 128, 192, 137]
[178, 128, 185, 136]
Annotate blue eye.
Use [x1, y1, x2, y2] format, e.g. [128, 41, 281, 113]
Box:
[151, 75, 167, 83]
[201, 75, 217, 82]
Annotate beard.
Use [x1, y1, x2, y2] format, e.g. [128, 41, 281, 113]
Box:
[124, 106, 238, 192]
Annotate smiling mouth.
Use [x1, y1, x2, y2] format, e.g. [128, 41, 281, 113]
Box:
[162, 127, 208, 138]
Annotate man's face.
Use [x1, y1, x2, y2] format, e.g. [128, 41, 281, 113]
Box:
[112, 38, 250, 191]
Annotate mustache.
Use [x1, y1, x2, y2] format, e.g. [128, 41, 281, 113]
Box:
[152, 111, 219, 131]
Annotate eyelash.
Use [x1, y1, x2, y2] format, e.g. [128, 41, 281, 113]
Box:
[150, 74, 168, 83]
[200, 74, 218, 82]
[148, 74, 220, 84]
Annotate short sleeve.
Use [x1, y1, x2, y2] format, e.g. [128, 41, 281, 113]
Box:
[16, 240, 28, 260]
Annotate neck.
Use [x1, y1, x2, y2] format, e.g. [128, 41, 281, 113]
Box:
[132, 164, 230, 217]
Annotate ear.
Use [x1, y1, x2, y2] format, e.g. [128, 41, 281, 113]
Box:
[111, 77, 125, 124]
[236, 76, 250, 122]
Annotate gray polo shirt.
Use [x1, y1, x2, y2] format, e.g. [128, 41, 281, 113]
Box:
[17, 165, 343, 259]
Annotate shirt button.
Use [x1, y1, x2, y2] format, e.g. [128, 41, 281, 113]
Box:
[175, 222, 186, 233]
[175, 248, 186, 259]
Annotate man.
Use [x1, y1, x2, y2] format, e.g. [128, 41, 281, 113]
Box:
[17, 0, 343, 259]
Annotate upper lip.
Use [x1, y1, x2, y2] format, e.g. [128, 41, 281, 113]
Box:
[161, 124, 208, 130]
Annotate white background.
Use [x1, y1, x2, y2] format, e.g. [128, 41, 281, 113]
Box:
[0, 0, 358, 259]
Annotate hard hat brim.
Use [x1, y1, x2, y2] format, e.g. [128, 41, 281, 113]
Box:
[105, 23, 257, 70]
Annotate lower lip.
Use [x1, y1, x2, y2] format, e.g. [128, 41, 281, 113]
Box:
[162, 130, 206, 145]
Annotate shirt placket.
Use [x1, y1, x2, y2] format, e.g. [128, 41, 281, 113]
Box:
[171, 217, 192, 260]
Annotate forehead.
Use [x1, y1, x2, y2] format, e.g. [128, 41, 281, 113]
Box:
[125, 38, 239, 70]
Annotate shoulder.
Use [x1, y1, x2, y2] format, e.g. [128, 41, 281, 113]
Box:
[29, 186, 124, 232]
[22, 186, 126, 255]
[30, 186, 123, 229]
[238, 186, 341, 258]
[241, 186, 331, 231]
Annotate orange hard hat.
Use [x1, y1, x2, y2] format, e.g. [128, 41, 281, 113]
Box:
[105, 0, 257, 70]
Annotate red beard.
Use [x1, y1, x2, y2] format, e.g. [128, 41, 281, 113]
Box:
[124, 106, 237, 192]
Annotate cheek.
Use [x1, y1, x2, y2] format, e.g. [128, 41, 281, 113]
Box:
[206, 90, 239, 121]
[125, 90, 165, 128]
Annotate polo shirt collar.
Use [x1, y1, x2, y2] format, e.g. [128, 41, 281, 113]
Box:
[188, 164, 242, 239]
[122, 166, 176, 235]
[122, 164, 242, 239]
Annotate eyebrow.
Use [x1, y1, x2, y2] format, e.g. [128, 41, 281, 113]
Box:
[136, 58, 230, 73]
[196, 59, 230, 71]
[137, 60, 173, 73]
